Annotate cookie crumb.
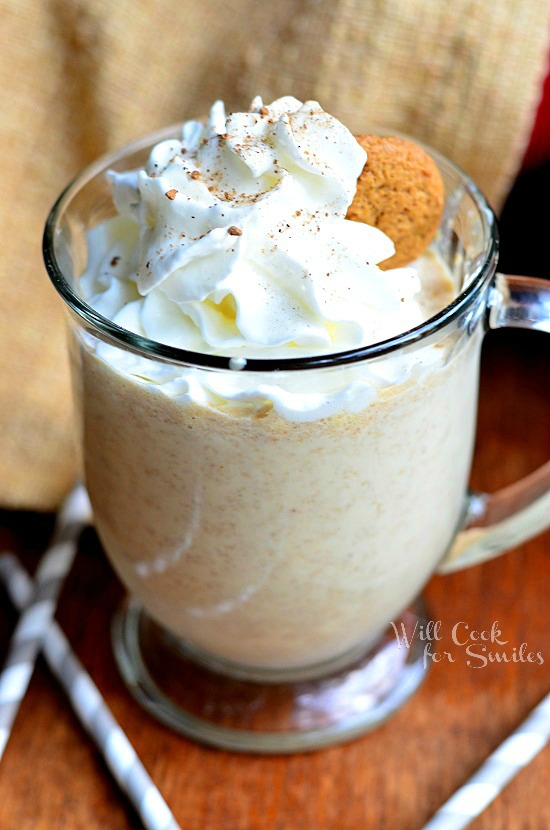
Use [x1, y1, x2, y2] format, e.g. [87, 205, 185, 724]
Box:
[255, 401, 273, 418]
[165, 189, 178, 200]
[228, 226, 242, 236]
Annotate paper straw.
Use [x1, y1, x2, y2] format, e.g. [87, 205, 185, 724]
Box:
[0, 553, 182, 830]
[421, 691, 550, 830]
[0, 482, 90, 760]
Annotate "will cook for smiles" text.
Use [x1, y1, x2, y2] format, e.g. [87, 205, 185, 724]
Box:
[390, 620, 544, 669]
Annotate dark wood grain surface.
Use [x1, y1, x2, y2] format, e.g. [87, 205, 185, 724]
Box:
[0, 326, 548, 830]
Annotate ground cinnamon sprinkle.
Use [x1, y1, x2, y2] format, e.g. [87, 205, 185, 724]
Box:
[259, 106, 269, 116]
[190, 170, 200, 180]
[165, 189, 178, 200]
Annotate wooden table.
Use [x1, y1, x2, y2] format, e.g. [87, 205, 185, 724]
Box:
[0, 327, 548, 830]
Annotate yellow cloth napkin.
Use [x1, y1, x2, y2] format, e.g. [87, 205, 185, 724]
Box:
[1, 0, 548, 510]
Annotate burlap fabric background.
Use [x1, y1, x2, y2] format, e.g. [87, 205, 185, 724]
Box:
[1, 0, 549, 510]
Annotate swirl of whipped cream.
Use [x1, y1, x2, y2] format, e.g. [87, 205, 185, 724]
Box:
[80, 96, 424, 358]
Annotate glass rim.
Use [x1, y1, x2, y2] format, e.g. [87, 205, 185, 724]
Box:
[42, 123, 499, 373]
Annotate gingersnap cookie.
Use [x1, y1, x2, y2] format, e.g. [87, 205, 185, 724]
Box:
[347, 134, 444, 269]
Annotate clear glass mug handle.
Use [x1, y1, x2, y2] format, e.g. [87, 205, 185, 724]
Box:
[439, 273, 550, 573]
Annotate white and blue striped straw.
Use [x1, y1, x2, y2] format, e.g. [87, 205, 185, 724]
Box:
[0, 482, 90, 760]
[421, 691, 550, 829]
[0, 553, 181, 830]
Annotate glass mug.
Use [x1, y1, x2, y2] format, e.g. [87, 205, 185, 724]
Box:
[43, 125, 550, 753]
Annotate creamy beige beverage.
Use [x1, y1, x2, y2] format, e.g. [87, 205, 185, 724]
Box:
[75, 96, 479, 670]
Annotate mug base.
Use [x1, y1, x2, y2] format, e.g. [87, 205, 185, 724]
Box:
[111, 597, 430, 754]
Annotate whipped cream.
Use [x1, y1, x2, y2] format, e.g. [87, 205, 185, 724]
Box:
[80, 96, 454, 420]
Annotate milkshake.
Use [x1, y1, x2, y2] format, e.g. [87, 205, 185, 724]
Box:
[70, 97, 483, 670]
